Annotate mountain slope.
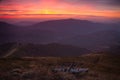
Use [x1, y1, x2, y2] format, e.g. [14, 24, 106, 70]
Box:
[0, 43, 90, 57]
[0, 19, 119, 50]
[31, 19, 109, 35]
[59, 30, 120, 50]
[0, 21, 56, 44]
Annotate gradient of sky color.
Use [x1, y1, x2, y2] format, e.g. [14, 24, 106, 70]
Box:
[0, 0, 120, 19]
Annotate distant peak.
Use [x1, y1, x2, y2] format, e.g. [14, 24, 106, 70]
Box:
[63, 18, 92, 22]
[0, 21, 8, 24]
[67, 18, 77, 20]
[63, 18, 80, 21]
[0, 21, 16, 27]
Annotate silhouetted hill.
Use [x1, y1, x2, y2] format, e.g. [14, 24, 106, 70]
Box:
[0, 22, 18, 43]
[107, 44, 120, 55]
[0, 21, 56, 43]
[0, 43, 90, 57]
[32, 19, 108, 34]
[0, 21, 14, 27]
[22, 19, 117, 45]
[59, 30, 120, 50]
[0, 21, 15, 32]
[0, 43, 18, 56]
[0, 19, 120, 50]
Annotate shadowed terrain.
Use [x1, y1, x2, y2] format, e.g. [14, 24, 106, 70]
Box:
[0, 19, 120, 50]
[0, 53, 120, 80]
[0, 43, 90, 57]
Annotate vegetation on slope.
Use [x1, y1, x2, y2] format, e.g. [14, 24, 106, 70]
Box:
[0, 53, 120, 80]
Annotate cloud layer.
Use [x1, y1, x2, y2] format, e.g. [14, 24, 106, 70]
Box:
[0, 0, 119, 18]
[61, 0, 120, 6]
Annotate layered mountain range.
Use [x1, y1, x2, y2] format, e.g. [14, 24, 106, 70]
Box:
[0, 19, 120, 51]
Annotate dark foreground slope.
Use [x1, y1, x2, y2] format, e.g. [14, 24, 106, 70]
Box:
[0, 53, 119, 80]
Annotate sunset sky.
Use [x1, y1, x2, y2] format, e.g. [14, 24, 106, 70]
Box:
[0, 0, 120, 19]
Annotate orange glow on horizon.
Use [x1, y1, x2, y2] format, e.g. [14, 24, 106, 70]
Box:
[0, 0, 120, 19]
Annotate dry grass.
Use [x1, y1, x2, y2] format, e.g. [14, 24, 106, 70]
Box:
[0, 53, 120, 80]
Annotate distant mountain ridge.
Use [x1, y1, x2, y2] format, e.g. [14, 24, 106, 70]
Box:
[0, 19, 120, 50]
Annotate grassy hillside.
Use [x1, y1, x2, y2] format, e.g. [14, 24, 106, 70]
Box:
[0, 53, 120, 80]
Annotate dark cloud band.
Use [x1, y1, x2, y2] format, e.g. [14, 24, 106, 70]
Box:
[0, 9, 18, 12]
[109, 0, 120, 6]
[61, 0, 120, 7]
